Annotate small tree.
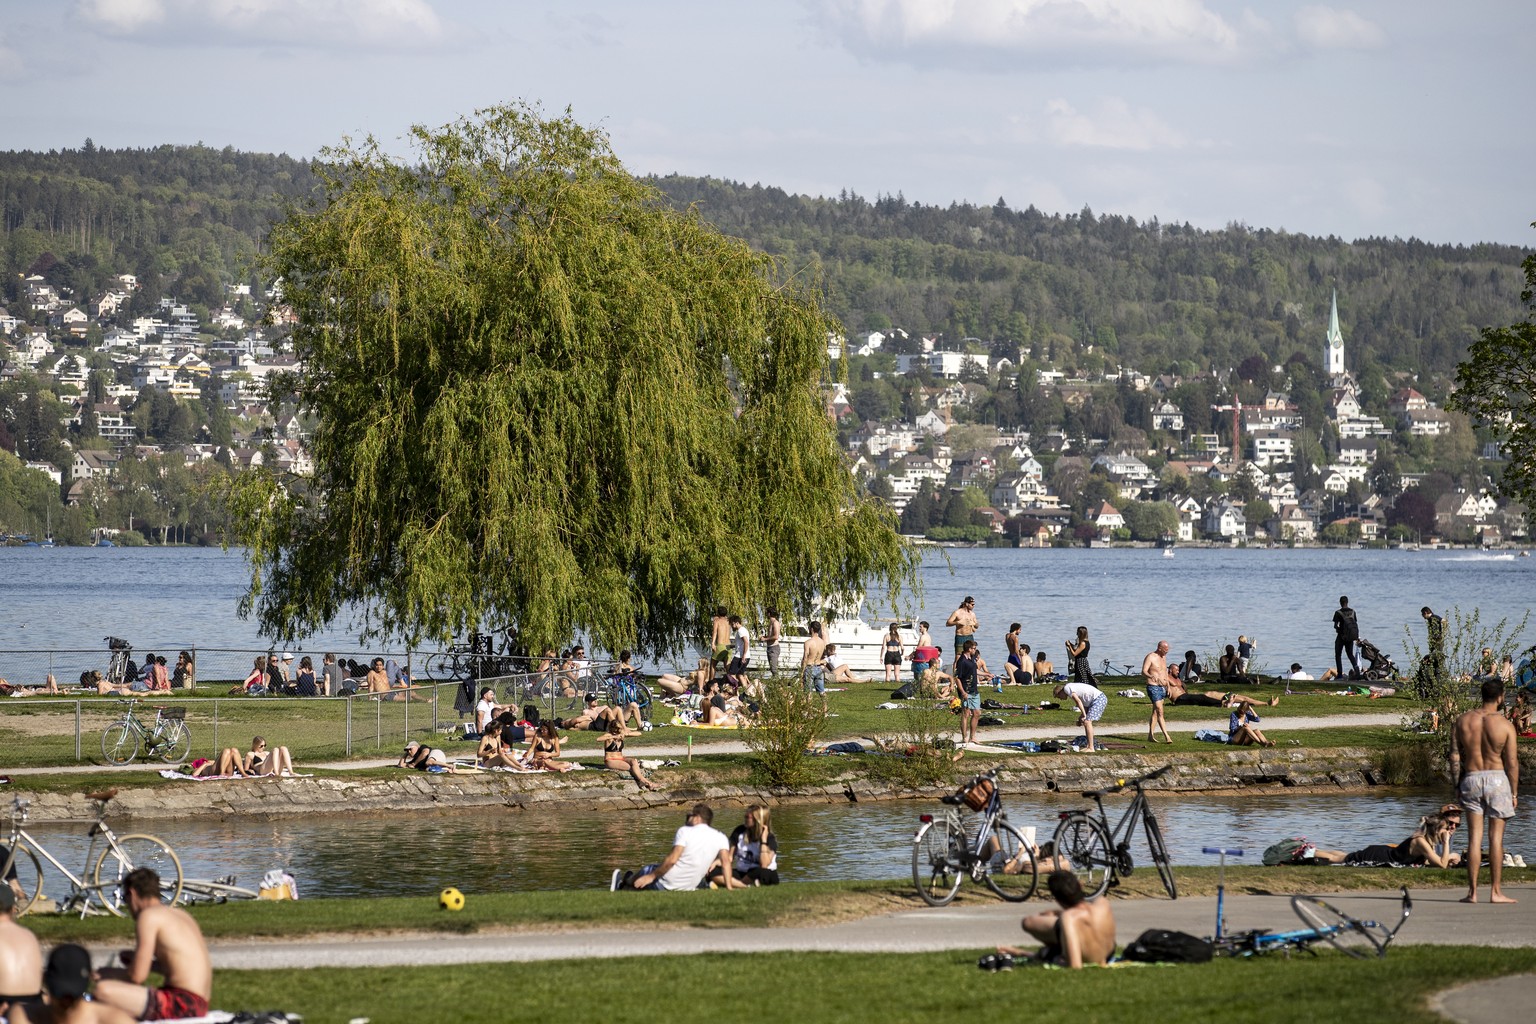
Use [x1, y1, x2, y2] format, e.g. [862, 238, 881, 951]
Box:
[1401, 606, 1529, 748]
[744, 677, 830, 787]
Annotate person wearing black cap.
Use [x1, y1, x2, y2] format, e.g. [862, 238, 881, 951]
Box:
[9, 943, 133, 1024]
[89, 869, 210, 1023]
[0, 884, 43, 1022]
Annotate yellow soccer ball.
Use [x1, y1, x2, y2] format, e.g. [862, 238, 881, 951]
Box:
[438, 887, 465, 912]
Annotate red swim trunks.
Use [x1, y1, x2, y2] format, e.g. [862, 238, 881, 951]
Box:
[145, 985, 209, 1021]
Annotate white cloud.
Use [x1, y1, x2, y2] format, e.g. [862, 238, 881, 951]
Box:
[1039, 97, 1186, 151]
[1294, 6, 1386, 51]
[812, 0, 1247, 67]
[73, 0, 444, 49]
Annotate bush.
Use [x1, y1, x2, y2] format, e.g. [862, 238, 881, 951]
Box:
[863, 699, 960, 790]
[1400, 606, 1529, 746]
[744, 676, 829, 787]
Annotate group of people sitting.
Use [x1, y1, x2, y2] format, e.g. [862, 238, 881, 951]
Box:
[611, 802, 779, 891]
[240, 653, 417, 698]
[179, 735, 296, 778]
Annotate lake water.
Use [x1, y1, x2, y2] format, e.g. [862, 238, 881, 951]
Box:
[18, 790, 1531, 899]
[3, 545, 1529, 678]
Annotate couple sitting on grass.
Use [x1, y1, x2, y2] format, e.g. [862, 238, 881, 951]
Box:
[611, 803, 778, 891]
[181, 736, 295, 778]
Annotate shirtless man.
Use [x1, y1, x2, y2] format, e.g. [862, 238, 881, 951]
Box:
[709, 608, 732, 679]
[1450, 678, 1520, 904]
[0, 886, 43, 1022]
[365, 657, 391, 696]
[93, 868, 212, 1021]
[13, 944, 134, 1024]
[945, 596, 978, 671]
[800, 621, 828, 711]
[1165, 673, 1278, 710]
[1143, 640, 1173, 744]
[997, 871, 1116, 968]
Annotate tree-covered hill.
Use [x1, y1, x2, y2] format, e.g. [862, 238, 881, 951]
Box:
[1, 144, 1526, 382]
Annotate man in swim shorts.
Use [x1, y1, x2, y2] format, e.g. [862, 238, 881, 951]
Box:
[94, 868, 212, 1021]
[1143, 640, 1173, 744]
[946, 596, 978, 672]
[1451, 677, 1520, 904]
[996, 870, 1116, 968]
[955, 640, 982, 746]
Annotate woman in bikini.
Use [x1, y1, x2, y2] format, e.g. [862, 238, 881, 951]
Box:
[602, 718, 659, 791]
[524, 721, 576, 772]
[243, 736, 294, 776]
[476, 721, 522, 769]
[883, 623, 905, 684]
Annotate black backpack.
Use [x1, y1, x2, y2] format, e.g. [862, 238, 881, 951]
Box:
[1123, 929, 1214, 963]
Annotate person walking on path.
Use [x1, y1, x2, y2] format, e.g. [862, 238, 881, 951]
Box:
[954, 640, 983, 747]
[1451, 678, 1520, 904]
[1054, 679, 1107, 752]
[1143, 640, 1173, 744]
[1333, 596, 1361, 679]
[946, 597, 978, 671]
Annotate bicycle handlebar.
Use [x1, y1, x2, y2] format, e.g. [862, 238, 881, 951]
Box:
[1083, 763, 1172, 797]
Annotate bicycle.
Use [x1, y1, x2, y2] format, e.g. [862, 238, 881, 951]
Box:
[912, 768, 1038, 906]
[605, 670, 654, 724]
[1052, 764, 1177, 899]
[100, 700, 192, 766]
[1, 790, 183, 917]
[1205, 847, 1412, 958]
[104, 635, 133, 687]
[424, 642, 476, 685]
[1098, 658, 1139, 677]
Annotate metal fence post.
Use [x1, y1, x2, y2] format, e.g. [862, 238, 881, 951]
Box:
[212, 699, 219, 757]
[404, 682, 410, 744]
[75, 701, 81, 761]
[345, 695, 353, 756]
[375, 696, 381, 749]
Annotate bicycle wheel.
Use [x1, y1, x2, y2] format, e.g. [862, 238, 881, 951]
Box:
[1291, 895, 1385, 958]
[1143, 811, 1178, 899]
[3, 843, 44, 916]
[632, 682, 653, 723]
[1052, 814, 1114, 898]
[153, 720, 192, 764]
[93, 835, 184, 916]
[912, 818, 964, 906]
[424, 653, 453, 681]
[981, 821, 1038, 902]
[100, 722, 139, 765]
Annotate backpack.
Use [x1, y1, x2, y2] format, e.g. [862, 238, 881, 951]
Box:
[1123, 929, 1214, 964]
[978, 715, 1005, 726]
[1039, 739, 1068, 753]
[1262, 837, 1310, 866]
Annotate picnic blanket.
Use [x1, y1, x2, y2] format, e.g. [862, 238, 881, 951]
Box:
[157, 771, 314, 781]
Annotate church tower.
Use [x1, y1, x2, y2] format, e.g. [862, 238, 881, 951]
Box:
[1324, 288, 1345, 376]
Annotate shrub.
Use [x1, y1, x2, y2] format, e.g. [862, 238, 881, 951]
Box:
[863, 700, 960, 790]
[744, 676, 829, 787]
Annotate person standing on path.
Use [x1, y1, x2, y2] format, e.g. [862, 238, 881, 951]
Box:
[946, 597, 978, 671]
[1143, 640, 1173, 744]
[1054, 679, 1108, 752]
[954, 640, 982, 746]
[1451, 678, 1520, 904]
[1333, 596, 1361, 679]
[761, 608, 782, 676]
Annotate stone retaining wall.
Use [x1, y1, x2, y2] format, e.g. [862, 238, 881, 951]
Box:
[16, 747, 1385, 823]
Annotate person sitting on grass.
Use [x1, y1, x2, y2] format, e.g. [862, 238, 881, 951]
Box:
[708, 804, 779, 888]
[612, 803, 730, 891]
[523, 721, 576, 772]
[1228, 704, 1274, 747]
[602, 717, 659, 792]
[243, 736, 294, 776]
[12, 942, 134, 1024]
[89, 868, 211, 1023]
[1506, 691, 1532, 736]
[475, 721, 523, 769]
[242, 656, 268, 695]
[185, 748, 247, 777]
[995, 870, 1117, 969]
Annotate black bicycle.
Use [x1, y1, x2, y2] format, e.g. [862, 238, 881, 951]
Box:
[1052, 764, 1177, 899]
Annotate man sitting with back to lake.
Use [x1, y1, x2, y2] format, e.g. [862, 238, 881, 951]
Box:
[92, 868, 211, 1021]
[1451, 677, 1520, 904]
[994, 871, 1117, 969]
[0, 884, 44, 1022]
[611, 803, 730, 892]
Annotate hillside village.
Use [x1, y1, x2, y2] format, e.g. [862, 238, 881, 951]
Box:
[0, 262, 1526, 548]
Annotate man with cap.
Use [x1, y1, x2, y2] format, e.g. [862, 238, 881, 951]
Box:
[91, 869, 211, 1022]
[12, 944, 134, 1024]
[0, 885, 43, 1022]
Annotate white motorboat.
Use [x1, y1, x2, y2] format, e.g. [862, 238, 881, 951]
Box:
[750, 615, 920, 676]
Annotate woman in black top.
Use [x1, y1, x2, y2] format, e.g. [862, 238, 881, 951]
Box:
[602, 718, 659, 791]
[710, 804, 779, 887]
[1066, 626, 1096, 685]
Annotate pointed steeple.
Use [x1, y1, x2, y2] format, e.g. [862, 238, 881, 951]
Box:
[1325, 287, 1344, 376]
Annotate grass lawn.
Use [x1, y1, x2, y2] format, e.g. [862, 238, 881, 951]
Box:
[207, 947, 1536, 1024]
[25, 869, 1532, 944]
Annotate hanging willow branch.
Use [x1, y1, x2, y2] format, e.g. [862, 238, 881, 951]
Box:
[226, 103, 917, 654]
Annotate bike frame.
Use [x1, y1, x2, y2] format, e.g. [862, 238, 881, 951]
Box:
[5, 801, 132, 917]
[1084, 785, 1151, 851]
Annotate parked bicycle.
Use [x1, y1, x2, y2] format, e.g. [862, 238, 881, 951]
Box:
[912, 768, 1038, 906]
[1, 790, 183, 917]
[1052, 764, 1177, 899]
[605, 670, 654, 724]
[100, 700, 191, 766]
[104, 635, 134, 687]
[1205, 847, 1411, 957]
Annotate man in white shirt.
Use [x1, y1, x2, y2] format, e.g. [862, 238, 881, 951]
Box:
[1284, 663, 1314, 681]
[613, 804, 730, 891]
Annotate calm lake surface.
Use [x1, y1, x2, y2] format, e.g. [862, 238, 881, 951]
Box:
[20, 790, 1532, 899]
[2, 546, 1530, 677]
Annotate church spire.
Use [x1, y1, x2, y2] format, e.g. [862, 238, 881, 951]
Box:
[1325, 287, 1345, 376]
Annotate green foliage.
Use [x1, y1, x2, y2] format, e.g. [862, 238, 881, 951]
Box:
[1400, 605, 1529, 747]
[1449, 234, 1536, 510]
[230, 104, 916, 651]
[924, 525, 993, 543]
[863, 698, 960, 790]
[1120, 499, 1178, 541]
[744, 676, 830, 786]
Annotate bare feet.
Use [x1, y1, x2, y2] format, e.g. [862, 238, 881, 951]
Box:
[1491, 893, 1518, 904]
[1461, 894, 1478, 903]
[1269, 696, 1280, 706]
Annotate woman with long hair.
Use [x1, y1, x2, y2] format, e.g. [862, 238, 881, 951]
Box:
[603, 717, 660, 791]
[712, 804, 779, 887]
[1065, 626, 1096, 686]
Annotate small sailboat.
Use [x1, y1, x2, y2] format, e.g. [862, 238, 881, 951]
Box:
[1162, 548, 1175, 559]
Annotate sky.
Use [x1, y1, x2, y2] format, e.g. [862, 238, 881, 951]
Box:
[0, 0, 1531, 246]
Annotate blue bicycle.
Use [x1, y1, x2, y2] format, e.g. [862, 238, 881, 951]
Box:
[1204, 847, 1412, 958]
[605, 671, 653, 724]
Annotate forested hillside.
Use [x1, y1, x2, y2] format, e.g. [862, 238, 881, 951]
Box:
[1, 144, 1526, 381]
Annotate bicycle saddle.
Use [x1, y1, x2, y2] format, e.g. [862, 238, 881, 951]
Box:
[940, 794, 963, 805]
[85, 788, 119, 803]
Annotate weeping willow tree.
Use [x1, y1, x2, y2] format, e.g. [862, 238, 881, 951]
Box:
[226, 103, 916, 653]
